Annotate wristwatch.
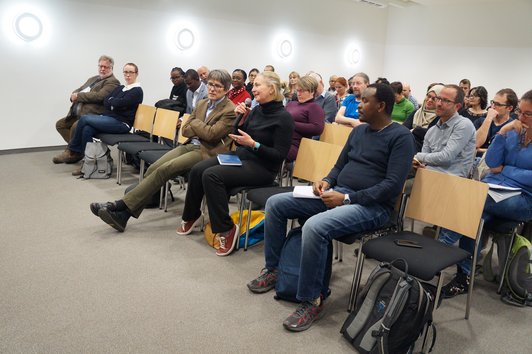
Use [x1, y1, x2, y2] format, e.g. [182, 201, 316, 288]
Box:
[343, 194, 351, 205]
[253, 141, 261, 151]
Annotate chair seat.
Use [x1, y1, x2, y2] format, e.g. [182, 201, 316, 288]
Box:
[118, 141, 171, 155]
[484, 218, 521, 234]
[138, 149, 170, 165]
[96, 133, 150, 146]
[362, 231, 470, 281]
[228, 182, 278, 197]
[246, 186, 294, 208]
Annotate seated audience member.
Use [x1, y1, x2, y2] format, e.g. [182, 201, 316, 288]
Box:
[90, 70, 236, 232]
[335, 72, 370, 127]
[285, 76, 325, 161]
[459, 78, 472, 107]
[185, 69, 208, 114]
[461, 86, 488, 124]
[438, 90, 532, 298]
[55, 55, 120, 147]
[413, 84, 476, 177]
[334, 77, 349, 108]
[228, 69, 252, 105]
[169, 67, 188, 106]
[197, 66, 209, 84]
[328, 75, 338, 93]
[247, 83, 415, 332]
[403, 84, 444, 151]
[475, 88, 517, 153]
[375, 77, 390, 85]
[402, 82, 419, 110]
[307, 72, 338, 123]
[285, 71, 300, 101]
[176, 72, 294, 257]
[264, 64, 275, 72]
[390, 81, 415, 123]
[246, 68, 259, 98]
[53, 63, 143, 173]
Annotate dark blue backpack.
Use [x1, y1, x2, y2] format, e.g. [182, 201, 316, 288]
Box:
[274, 227, 332, 303]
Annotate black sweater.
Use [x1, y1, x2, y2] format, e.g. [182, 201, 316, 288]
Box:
[324, 123, 415, 210]
[235, 100, 294, 173]
[103, 85, 143, 126]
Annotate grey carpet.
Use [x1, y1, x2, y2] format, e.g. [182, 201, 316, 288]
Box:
[0, 150, 530, 353]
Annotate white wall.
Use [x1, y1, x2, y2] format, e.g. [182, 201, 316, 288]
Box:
[0, 0, 388, 150]
[384, 0, 532, 102]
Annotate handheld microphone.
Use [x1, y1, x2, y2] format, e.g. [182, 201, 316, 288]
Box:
[234, 98, 252, 133]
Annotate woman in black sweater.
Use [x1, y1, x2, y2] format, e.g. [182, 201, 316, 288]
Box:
[177, 71, 294, 256]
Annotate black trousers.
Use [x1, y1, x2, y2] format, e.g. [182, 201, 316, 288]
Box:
[182, 156, 276, 233]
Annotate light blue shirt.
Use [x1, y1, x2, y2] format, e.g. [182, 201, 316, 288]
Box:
[416, 112, 476, 177]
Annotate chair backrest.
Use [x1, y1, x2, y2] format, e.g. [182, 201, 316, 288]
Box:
[177, 113, 191, 145]
[319, 123, 352, 146]
[292, 138, 343, 182]
[405, 168, 489, 239]
[133, 104, 156, 133]
[152, 108, 180, 141]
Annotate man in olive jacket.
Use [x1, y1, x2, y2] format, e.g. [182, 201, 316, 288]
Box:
[55, 55, 120, 145]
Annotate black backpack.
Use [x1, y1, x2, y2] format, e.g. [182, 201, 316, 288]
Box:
[341, 259, 437, 354]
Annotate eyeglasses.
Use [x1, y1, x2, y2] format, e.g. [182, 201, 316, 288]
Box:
[207, 82, 224, 90]
[123, 71, 137, 75]
[490, 100, 510, 107]
[98, 65, 111, 69]
[435, 96, 455, 104]
[426, 95, 437, 101]
[515, 108, 532, 118]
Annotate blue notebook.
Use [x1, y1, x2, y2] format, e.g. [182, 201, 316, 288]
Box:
[217, 154, 242, 166]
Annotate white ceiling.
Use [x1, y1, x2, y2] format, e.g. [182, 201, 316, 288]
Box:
[353, 0, 508, 8]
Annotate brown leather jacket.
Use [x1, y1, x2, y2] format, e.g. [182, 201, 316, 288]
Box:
[181, 97, 236, 159]
[70, 74, 120, 117]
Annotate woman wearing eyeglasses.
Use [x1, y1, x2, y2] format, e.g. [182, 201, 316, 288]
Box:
[56, 63, 144, 175]
[460, 86, 488, 124]
[438, 90, 532, 299]
[403, 83, 444, 151]
[176, 71, 294, 257]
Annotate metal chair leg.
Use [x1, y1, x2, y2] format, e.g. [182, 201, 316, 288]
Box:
[139, 159, 145, 182]
[497, 228, 518, 294]
[338, 242, 343, 262]
[244, 200, 253, 251]
[164, 181, 170, 212]
[117, 151, 123, 185]
[235, 191, 247, 251]
[348, 241, 366, 312]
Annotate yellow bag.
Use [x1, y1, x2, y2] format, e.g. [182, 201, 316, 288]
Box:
[204, 210, 265, 249]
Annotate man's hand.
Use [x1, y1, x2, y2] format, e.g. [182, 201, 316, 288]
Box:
[312, 180, 330, 196]
[412, 157, 425, 169]
[485, 107, 498, 121]
[320, 190, 344, 208]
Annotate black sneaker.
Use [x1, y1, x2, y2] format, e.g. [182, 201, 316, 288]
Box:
[247, 268, 278, 293]
[441, 273, 470, 299]
[98, 208, 131, 232]
[283, 299, 324, 332]
[90, 202, 117, 217]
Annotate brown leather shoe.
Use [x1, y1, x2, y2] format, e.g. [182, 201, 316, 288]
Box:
[72, 168, 83, 176]
[63, 150, 84, 164]
[52, 150, 69, 164]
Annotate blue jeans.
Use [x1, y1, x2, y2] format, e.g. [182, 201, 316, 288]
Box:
[264, 188, 391, 302]
[69, 114, 130, 153]
[439, 193, 532, 275]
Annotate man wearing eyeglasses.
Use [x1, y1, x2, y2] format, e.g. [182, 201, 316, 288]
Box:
[54, 55, 120, 148]
[475, 88, 517, 153]
[412, 84, 476, 178]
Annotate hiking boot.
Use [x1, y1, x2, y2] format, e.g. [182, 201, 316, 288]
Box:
[176, 215, 203, 236]
[441, 272, 470, 299]
[98, 208, 131, 232]
[283, 299, 325, 332]
[63, 150, 84, 164]
[52, 150, 69, 164]
[216, 224, 239, 257]
[247, 268, 278, 293]
[90, 202, 117, 217]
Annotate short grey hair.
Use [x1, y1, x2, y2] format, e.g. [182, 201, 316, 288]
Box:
[98, 55, 114, 68]
[207, 69, 232, 90]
